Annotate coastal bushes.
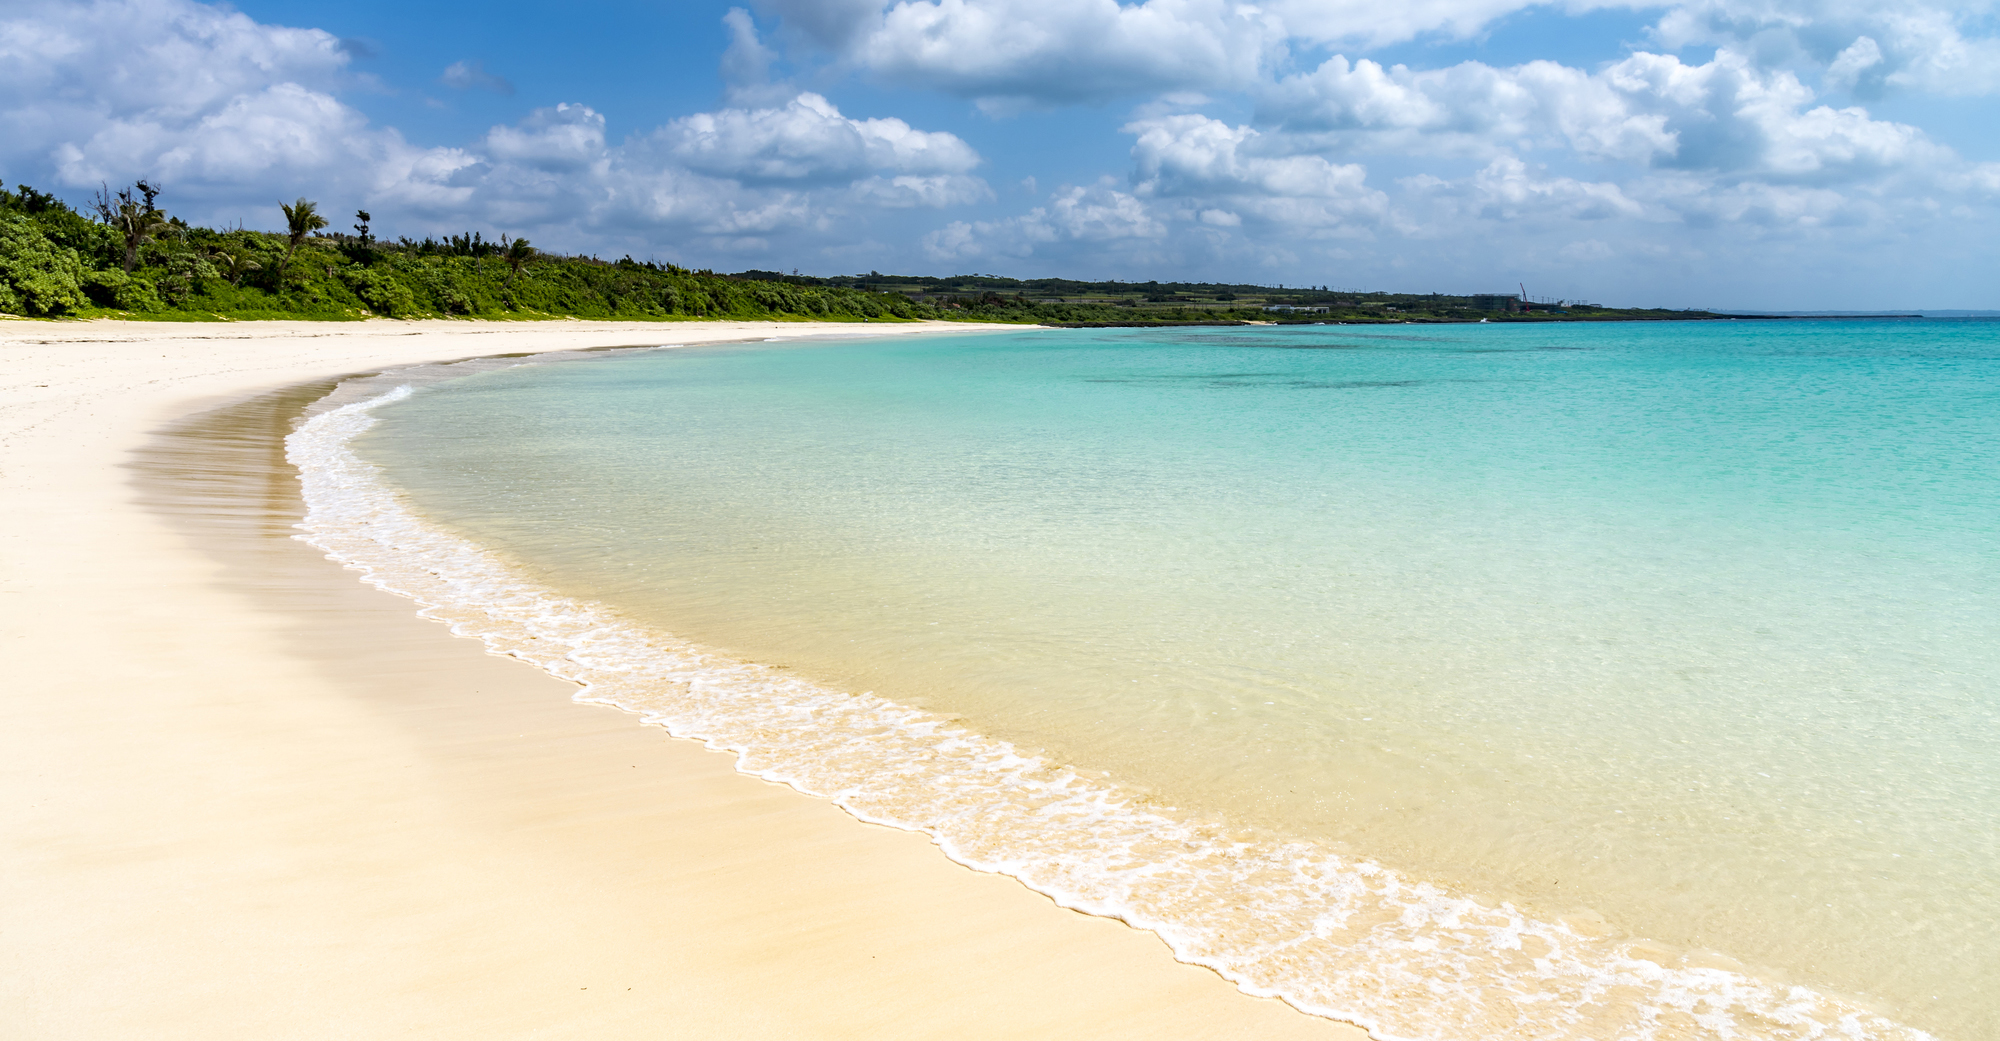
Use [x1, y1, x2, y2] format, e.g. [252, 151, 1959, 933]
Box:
[0, 181, 1002, 325]
[0, 215, 88, 316]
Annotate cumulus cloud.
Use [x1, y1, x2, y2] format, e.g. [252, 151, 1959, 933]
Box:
[758, 0, 1286, 108]
[1262, 49, 1945, 183]
[1, 0, 347, 189]
[51, 82, 478, 212]
[1127, 114, 1388, 232]
[465, 93, 989, 249]
[660, 92, 980, 183]
[1261, 56, 1673, 163]
[0, 0, 349, 117]
[1405, 156, 1648, 223]
[1651, 0, 2000, 97]
[484, 103, 606, 170]
[922, 115, 1390, 268]
[924, 180, 1164, 262]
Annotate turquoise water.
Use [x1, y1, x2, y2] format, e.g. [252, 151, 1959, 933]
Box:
[341, 320, 1999, 1039]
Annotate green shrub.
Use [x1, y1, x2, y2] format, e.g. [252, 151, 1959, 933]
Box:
[0, 215, 88, 316]
[342, 266, 418, 316]
[80, 269, 164, 312]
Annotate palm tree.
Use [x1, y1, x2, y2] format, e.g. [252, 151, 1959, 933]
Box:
[208, 243, 262, 286]
[277, 198, 328, 283]
[503, 235, 534, 283]
[91, 180, 172, 274]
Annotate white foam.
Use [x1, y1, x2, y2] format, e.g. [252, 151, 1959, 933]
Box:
[287, 382, 1937, 1041]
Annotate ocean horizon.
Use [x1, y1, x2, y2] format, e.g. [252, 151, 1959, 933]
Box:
[297, 318, 1999, 1040]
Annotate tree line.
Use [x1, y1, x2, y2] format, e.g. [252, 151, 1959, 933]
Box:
[0, 181, 1004, 323]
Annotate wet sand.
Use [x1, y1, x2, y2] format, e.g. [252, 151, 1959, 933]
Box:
[0, 319, 1363, 1040]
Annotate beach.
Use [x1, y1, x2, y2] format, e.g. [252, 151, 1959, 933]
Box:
[0, 318, 1362, 1041]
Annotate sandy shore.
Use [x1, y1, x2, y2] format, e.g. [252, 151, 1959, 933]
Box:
[1, 319, 1362, 1040]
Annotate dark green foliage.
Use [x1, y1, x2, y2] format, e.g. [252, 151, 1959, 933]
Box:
[81, 270, 164, 312]
[91, 181, 172, 274]
[3, 185, 116, 265]
[0, 181, 992, 324]
[0, 215, 88, 316]
[342, 266, 417, 316]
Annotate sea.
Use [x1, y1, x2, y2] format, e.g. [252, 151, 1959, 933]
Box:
[290, 319, 1999, 1040]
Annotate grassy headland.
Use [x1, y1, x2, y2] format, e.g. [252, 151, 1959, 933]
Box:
[0, 182, 1726, 325]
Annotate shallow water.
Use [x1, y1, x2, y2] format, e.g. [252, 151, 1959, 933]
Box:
[331, 320, 1999, 1039]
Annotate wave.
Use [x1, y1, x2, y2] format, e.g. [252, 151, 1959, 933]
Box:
[287, 377, 1934, 1041]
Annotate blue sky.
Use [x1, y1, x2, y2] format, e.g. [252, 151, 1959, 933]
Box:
[4, 0, 1998, 307]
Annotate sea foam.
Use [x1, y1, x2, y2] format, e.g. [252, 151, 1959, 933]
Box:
[288, 376, 1934, 1041]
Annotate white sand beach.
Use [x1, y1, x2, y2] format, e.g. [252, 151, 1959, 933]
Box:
[0, 318, 1363, 1040]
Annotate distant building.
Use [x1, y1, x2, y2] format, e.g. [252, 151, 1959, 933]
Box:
[1264, 304, 1331, 313]
[1470, 294, 1520, 312]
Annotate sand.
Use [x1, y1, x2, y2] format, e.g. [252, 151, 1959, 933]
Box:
[0, 318, 1365, 1040]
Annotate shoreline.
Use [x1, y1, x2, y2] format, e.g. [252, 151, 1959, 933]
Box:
[1, 319, 1360, 1039]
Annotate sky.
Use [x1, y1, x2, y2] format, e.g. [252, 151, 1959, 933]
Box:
[3, 0, 1998, 308]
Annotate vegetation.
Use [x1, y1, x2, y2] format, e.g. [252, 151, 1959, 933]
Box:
[276, 197, 328, 285]
[0, 181, 1729, 325]
[0, 182, 968, 324]
[91, 181, 171, 274]
[758, 271, 1729, 324]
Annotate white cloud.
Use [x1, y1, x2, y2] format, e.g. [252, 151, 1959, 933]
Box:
[1041, 181, 1169, 239]
[1130, 115, 1369, 198]
[484, 103, 606, 170]
[1409, 155, 1648, 221]
[0, 0, 348, 119]
[465, 93, 989, 251]
[1262, 56, 1678, 164]
[923, 180, 1164, 262]
[1126, 114, 1389, 232]
[1825, 35, 1884, 90]
[760, 0, 1286, 107]
[1264, 49, 1946, 183]
[920, 115, 1391, 269]
[1650, 0, 2000, 97]
[660, 92, 980, 184]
